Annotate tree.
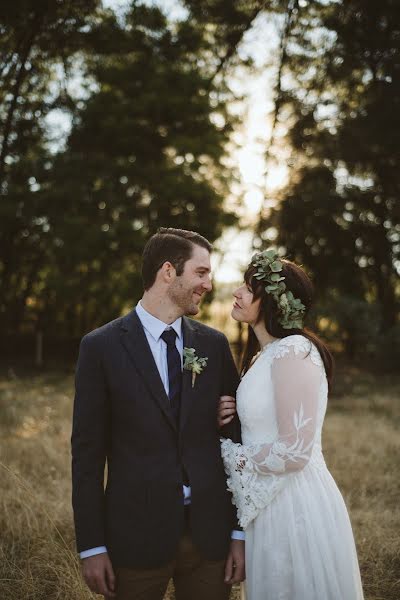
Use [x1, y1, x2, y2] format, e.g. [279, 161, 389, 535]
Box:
[0, 0, 100, 333]
[0, 2, 238, 337]
[256, 0, 400, 352]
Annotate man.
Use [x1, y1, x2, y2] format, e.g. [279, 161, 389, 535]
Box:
[72, 227, 245, 600]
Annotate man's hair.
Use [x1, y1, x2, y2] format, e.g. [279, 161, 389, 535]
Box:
[141, 227, 212, 290]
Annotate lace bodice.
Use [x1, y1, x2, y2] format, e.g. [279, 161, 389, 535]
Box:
[221, 335, 329, 528]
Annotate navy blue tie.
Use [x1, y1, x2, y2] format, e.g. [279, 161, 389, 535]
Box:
[161, 328, 182, 425]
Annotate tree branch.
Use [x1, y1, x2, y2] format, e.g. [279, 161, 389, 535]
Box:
[210, 1, 270, 83]
[254, 0, 299, 246]
[0, 11, 45, 189]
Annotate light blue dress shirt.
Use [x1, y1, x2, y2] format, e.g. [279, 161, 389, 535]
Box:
[80, 301, 244, 559]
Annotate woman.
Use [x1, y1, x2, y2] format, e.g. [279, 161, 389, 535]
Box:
[219, 249, 364, 600]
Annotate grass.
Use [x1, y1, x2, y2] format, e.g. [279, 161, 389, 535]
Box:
[0, 366, 399, 600]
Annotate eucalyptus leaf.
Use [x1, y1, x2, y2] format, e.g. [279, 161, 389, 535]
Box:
[251, 248, 306, 330]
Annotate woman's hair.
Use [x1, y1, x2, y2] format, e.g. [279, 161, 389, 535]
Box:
[240, 258, 334, 387]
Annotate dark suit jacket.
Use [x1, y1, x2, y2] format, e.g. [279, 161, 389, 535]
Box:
[71, 308, 240, 568]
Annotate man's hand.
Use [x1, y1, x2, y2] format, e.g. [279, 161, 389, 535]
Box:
[224, 539, 245, 585]
[218, 395, 236, 428]
[81, 552, 116, 598]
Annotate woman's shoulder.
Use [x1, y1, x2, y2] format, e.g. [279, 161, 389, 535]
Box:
[271, 335, 324, 367]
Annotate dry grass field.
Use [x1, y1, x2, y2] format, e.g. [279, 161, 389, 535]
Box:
[0, 366, 399, 600]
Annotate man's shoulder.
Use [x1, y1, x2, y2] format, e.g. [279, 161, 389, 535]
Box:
[188, 318, 227, 341]
[81, 314, 125, 346]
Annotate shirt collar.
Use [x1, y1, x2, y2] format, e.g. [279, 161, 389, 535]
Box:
[136, 300, 182, 342]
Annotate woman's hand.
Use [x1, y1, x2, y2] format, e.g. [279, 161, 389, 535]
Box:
[218, 395, 236, 428]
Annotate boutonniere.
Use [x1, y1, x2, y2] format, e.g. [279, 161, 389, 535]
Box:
[183, 347, 208, 388]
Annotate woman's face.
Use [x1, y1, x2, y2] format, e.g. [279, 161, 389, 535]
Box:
[232, 281, 261, 326]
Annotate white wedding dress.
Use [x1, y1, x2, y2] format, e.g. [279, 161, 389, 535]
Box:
[221, 335, 364, 600]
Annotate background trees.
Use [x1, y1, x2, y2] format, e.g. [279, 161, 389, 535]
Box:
[1, 0, 398, 367]
[253, 0, 400, 365]
[0, 1, 237, 337]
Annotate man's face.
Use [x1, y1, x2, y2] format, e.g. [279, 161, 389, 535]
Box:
[167, 244, 212, 315]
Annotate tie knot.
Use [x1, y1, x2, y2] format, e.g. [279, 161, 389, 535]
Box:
[161, 328, 177, 347]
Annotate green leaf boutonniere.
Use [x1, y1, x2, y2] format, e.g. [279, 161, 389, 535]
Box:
[183, 347, 208, 388]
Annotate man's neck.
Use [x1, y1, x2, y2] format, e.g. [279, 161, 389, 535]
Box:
[140, 291, 183, 325]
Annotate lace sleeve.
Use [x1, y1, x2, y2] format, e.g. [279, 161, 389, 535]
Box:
[221, 338, 323, 528]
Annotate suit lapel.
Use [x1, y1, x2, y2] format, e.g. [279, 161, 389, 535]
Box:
[180, 317, 204, 432]
[120, 309, 177, 432]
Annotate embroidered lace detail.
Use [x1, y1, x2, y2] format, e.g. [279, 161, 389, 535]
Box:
[270, 335, 324, 368]
[221, 438, 286, 528]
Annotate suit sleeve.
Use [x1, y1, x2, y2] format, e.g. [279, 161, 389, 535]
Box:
[71, 333, 109, 553]
[219, 334, 241, 444]
[219, 334, 243, 532]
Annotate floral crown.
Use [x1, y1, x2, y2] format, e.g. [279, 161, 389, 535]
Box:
[251, 249, 306, 330]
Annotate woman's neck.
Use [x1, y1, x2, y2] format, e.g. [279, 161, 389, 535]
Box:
[251, 321, 278, 350]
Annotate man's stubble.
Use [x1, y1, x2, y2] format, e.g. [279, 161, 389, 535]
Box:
[167, 278, 200, 316]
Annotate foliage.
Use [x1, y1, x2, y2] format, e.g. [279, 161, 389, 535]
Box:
[1, 0, 399, 367]
[0, 0, 100, 333]
[0, 1, 238, 336]
[252, 249, 306, 329]
[256, 0, 400, 350]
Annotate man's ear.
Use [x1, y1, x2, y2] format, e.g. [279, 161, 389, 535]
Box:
[159, 261, 176, 283]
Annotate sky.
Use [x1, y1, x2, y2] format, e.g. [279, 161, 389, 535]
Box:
[103, 0, 284, 284]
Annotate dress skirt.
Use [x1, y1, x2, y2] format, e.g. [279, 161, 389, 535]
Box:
[243, 464, 364, 600]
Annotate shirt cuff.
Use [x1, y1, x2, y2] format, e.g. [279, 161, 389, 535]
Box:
[80, 546, 108, 559]
[231, 530, 245, 541]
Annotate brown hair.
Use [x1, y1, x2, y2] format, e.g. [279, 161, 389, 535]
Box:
[141, 227, 212, 290]
[241, 258, 334, 387]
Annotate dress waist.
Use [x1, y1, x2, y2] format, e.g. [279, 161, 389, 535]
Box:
[308, 445, 327, 471]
